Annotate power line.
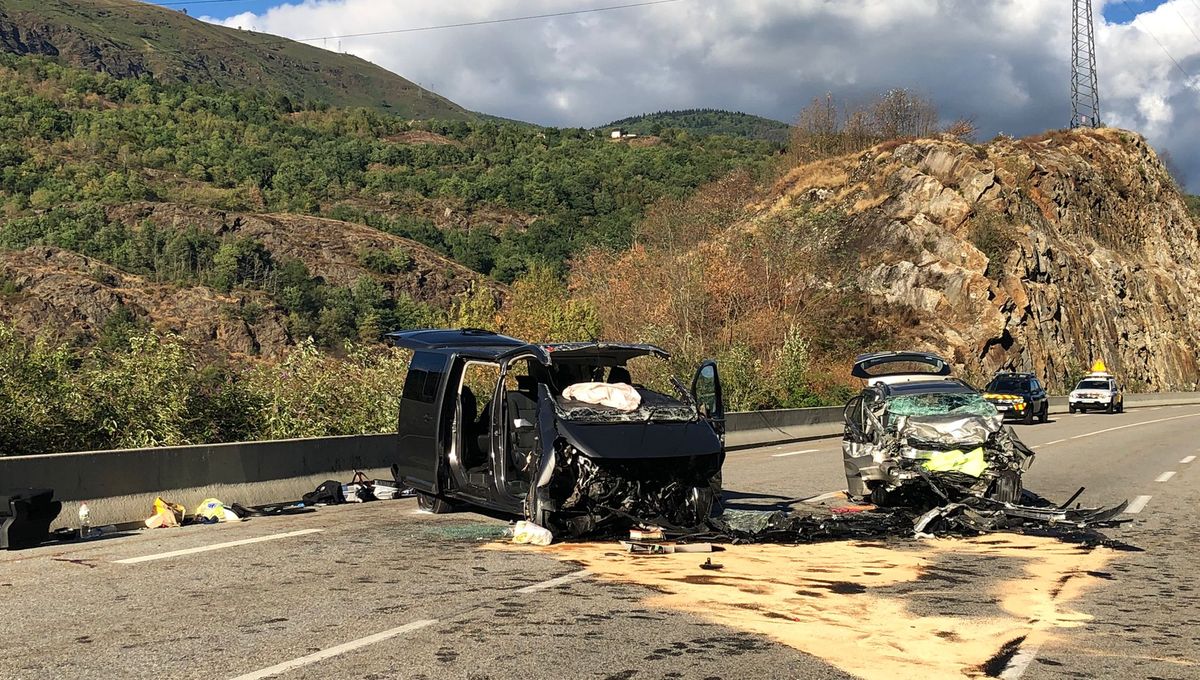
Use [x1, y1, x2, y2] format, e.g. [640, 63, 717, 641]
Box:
[1119, 0, 1195, 80]
[223, 0, 688, 48]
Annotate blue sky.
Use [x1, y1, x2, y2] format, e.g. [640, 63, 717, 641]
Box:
[1103, 0, 1171, 22]
[164, 0, 1174, 23]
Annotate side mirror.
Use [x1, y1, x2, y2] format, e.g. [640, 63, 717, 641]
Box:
[512, 418, 534, 429]
[691, 360, 724, 428]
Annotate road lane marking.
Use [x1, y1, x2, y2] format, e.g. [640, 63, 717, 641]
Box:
[1039, 439, 1066, 446]
[115, 529, 324, 564]
[998, 638, 1043, 680]
[1156, 471, 1176, 482]
[1068, 412, 1200, 441]
[772, 448, 819, 458]
[230, 619, 438, 680]
[1181, 456, 1196, 464]
[1125, 496, 1152, 514]
[517, 570, 589, 593]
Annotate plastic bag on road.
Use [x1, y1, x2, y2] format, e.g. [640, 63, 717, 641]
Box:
[511, 520, 554, 546]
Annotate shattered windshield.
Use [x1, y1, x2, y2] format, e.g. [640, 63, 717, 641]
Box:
[886, 392, 999, 418]
[1076, 380, 1110, 390]
[554, 388, 697, 423]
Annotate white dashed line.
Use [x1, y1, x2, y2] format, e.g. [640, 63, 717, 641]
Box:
[1155, 471, 1176, 483]
[115, 528, 324, 564]
[1068, 412, 1200, 441]
[517, 570, 589, 593]
[771, 449, 819, 458]
[998, 639, 1043, 680]
[1181, 456, 1196, 464]
[230, 619, 438, 680]
[1124, 495, 1152, 514]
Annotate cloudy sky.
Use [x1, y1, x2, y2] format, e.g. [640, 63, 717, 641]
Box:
[162, 0, 1198, 189]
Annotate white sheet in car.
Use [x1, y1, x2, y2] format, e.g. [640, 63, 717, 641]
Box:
[561, 382, 642, 411]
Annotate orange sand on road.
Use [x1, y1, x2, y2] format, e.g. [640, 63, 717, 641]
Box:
[508, 536, 1115, 680]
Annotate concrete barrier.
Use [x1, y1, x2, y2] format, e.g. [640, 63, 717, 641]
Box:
[3, 392, 1198, 529]
[0, 434, 394, 530]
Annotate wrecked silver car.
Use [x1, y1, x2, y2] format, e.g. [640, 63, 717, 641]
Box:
[387, 328, 726, 538]
[841, 352, 1034, 506]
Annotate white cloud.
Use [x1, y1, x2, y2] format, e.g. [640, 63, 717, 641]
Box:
[202, 0, 1200, 190]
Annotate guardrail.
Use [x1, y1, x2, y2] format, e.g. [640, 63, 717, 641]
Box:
[3, 393, 1198, 529]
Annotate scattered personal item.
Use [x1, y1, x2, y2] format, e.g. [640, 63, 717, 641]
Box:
[144, 497, 186, 529]
[621, 541, 714, 555]
[193, 498, 240, 523]
[303, 480, 345, 506]
[0, 488, 62, 550]
[78, 503, 92, 538]
[342, 471, 375, 503]
[511, 520, 554, 546]
[561, 382, 642, 411]
[629, 526, 665, 541]
[699, 557, 723, 570]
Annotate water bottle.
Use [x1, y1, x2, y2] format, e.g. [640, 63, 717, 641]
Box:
[78, 503, 92, 538]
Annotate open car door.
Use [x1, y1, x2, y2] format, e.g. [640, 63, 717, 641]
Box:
[691, 360, 725, 435]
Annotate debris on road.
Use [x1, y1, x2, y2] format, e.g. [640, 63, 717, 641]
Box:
[511, 520, 554, 546]
[620, 541, 714, 555]
[144, 497, 185, 529]
[194, 498, 241, 523]
[699, 557, 723, 570]
[1, 488, 61, 550]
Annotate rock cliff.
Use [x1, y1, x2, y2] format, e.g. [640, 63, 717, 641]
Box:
[0, 247, 291, 356]
[761, 128, 1199, 390]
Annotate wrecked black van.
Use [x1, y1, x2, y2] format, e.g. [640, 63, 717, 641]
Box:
[387, 328, 726, 537]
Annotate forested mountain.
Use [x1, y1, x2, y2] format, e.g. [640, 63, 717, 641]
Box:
[603, 109, 791, 143]
[0, 0, 470, 118]
[0, 54, 777, 351]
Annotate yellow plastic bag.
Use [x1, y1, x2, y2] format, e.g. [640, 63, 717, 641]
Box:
[145, 497, 185, 529]
[922, 447, 988, 477]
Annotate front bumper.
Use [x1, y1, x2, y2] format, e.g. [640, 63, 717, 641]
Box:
[1070, 397, 1112, 407]
[986, 400, 1028, 418]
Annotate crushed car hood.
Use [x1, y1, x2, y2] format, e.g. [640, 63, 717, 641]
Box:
[556, 419, 723, 461]
[896, 413, 1003, 448]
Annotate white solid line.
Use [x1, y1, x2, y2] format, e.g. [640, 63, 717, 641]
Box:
[1125, 495, 1152, 514]
[1155, 471, 1177, 483]
[115, 529, 324, 564]
[999, 639, 1043, 680]
[229, 619, 437, 680]
[517, 570, 589, 593]
[771, 449, 819, 458]
[1181, 456, 1196, 464]
[1068, 413, 1200, 441]
[1040, 439, 1066, 446]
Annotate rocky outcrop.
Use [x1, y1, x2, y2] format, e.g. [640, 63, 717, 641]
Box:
[0, 247, 290, 356]
[105, 202, 504, 307]
[763, 128, 1200, 390]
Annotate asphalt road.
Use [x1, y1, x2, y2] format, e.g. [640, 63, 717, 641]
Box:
[2, 405, 1198, 680]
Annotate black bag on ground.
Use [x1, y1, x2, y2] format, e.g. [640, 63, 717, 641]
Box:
[302, 480, 345, 505]
[0, 488, 62, 550]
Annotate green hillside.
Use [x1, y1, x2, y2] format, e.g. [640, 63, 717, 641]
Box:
[0, 0, 472, 119]
[604, 109, 791, 143]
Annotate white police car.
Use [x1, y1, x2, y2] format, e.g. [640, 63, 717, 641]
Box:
[1068, 362, 1124, 414]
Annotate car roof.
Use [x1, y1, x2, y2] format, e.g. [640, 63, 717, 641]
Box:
[991, 372, 1034, 379]
[852, 351, 951, 379]
[385, 329, 670, 364]
[879, 379, 977, 396]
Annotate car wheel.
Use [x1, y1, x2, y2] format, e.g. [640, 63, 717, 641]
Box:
[1069, 405, 1076, 414]
[1023, 407, 1035, 425]
[1106, 401, 1115, 414]
[1038, 403, 1049, 423]
[416, 492, 454, 514]
[869, 485, 892, 507]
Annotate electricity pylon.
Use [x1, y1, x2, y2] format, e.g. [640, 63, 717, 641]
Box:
[1071, 0, 1102, 128]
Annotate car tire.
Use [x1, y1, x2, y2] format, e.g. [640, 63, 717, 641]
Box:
[1069, 405, 1076, 414]
[1038, 403, 1049, 423]
[1106, 401, 1115, 414]
[1023, 407, 1035, 425]
[869, 485, 892, 507]
[416, 492, 454, 514]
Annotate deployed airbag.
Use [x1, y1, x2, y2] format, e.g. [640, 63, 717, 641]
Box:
[562, 382, 641, 411]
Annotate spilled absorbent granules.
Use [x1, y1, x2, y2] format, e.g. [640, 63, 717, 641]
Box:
[506, 535, 1115, 680]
